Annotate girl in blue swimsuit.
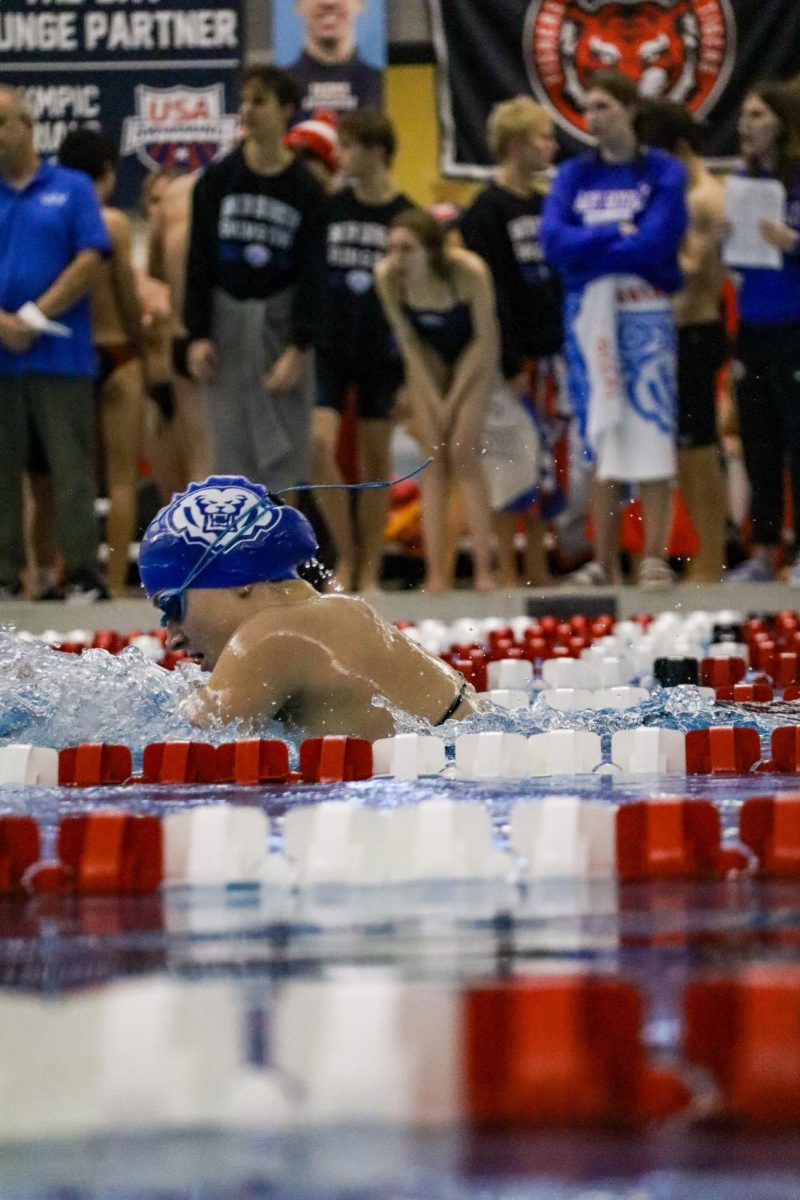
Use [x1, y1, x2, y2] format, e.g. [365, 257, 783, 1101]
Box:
[375, 209, 498, 591]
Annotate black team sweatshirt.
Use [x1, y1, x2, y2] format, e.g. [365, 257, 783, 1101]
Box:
[184, 144, 327, 350]
[460, 181, 563, 380]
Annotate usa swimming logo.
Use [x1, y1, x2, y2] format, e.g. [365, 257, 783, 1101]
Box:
[166, 486, 282, 548]
[121, 84, 238, 171]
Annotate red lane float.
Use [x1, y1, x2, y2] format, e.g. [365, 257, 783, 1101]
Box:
[616, 800, 747, 881]
[464, 976, 690, 1126]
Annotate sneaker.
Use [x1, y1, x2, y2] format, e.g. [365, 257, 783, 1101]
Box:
[727, 556, 776, 583]
[562, 560, 609, 587]
[638, 556, 677, 590]
[0, 581, 23, 600]
[788, 560, 800, 588]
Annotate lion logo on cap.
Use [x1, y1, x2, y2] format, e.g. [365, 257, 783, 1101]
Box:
[166, 485, 282, 548]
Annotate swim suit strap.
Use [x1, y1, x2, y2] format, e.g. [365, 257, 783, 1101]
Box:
[436, 679, 469, 726]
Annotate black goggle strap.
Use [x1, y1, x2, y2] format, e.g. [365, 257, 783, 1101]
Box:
[160, 459, 434, 602]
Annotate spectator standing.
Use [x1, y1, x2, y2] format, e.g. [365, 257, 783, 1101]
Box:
[185, 66, 327, 493]
[461, 96, 564, 587]
[635, 99, 728, 583]
[726, 84, 800, 583]
[313, 109, 413, 591]
[541, 71, 688, 588]
[58, 128, 146, 598]
[375, 209, 498, 592]
[146, 168, 213, 500]
[0, 87, 110, 599]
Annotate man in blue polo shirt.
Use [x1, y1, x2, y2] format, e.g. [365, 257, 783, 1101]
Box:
[0, 86, 111, 598]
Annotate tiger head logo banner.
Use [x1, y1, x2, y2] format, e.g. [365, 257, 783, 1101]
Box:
[430, 0, 800, 175]
[525, 0, 735, 142]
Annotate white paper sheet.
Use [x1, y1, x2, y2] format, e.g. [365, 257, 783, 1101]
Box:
[723, 176, 786, 269]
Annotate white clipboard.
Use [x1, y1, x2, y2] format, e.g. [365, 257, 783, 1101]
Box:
[723, 176, 786, 270]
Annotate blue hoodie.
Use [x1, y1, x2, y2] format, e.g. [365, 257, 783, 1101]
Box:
[541, 148, 688, 296]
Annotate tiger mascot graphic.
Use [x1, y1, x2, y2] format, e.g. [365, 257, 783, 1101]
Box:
[525, 0, 735, 142]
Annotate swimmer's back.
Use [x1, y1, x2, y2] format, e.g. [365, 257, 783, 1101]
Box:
[223, 592, 474, 738]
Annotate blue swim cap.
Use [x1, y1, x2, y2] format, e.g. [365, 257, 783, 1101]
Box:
[139, 476, 318, 596]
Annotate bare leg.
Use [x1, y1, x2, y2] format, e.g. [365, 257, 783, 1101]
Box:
[592, 475, 622, 582]
[24, 473, 59, 597]
[101, 360, 145, 597]
[522, 514, 552, 586]
[357, 418, 392, 591]
[678, 445, 726, 582]
[449, 399, 496, 591]
[174, 375, 212, 487]
[419, 456, 453, 591]
[311, 406, 356, 590]
[145, 396, 183, 504]
[408, 398, 455, 592]
[639, 479, 672, 561]
[493, 511, 519, 587]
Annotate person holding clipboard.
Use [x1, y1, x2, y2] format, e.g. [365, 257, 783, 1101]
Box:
[725, 83, 800, 583]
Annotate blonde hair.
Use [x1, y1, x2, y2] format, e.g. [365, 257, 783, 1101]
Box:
[487, 96, 550, 162]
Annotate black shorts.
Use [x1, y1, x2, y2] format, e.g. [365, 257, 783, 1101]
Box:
[171, 335, 192, 381]
[316, 356, 403, 421]
[677, 320, 728, 449]
[149, 381, 176, 422]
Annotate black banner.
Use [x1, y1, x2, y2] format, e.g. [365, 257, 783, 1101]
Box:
[430, 0, 800, 176]
[0, 2, 243, 207]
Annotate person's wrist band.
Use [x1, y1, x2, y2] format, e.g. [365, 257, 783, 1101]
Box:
[17, 302, 48, 332]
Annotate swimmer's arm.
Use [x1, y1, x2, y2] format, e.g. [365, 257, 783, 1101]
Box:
[107, 210, 146, 349]
[182, 640, 291, 729]
[443, 253, 499, 407]
[35, 249, 103, 321]
[147, 205, 167, 282]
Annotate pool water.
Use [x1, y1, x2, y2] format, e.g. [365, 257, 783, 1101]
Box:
[1, 629, 800, 1199]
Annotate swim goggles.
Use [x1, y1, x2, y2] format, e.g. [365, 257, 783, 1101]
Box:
[153, 588, 187, 628]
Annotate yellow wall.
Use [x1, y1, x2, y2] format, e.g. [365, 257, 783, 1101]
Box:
[386, 63, 480, 209]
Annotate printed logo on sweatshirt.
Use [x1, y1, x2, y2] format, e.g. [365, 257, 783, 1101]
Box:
[572, 182, 652, 224]
[218, 193, 302, 252]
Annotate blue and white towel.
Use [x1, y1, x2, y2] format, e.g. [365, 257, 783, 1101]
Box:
[565, 275, 677, 482]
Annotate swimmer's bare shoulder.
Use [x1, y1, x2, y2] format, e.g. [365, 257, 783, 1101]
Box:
[182, 593, 370, 726]
[184, 592, 477, 731]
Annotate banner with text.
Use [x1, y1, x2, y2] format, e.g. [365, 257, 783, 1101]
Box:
[0, 1, 243, 207]
[429, 0, 800, 176]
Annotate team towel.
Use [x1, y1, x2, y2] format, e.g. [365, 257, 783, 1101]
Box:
[566, 274, 677, 482]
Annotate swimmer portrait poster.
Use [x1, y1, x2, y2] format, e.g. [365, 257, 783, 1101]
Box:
[273, 0, 386, 122]
[0, 0, 244, 207]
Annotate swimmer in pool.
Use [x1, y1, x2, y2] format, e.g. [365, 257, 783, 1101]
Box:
[139, 475, 480, 740]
